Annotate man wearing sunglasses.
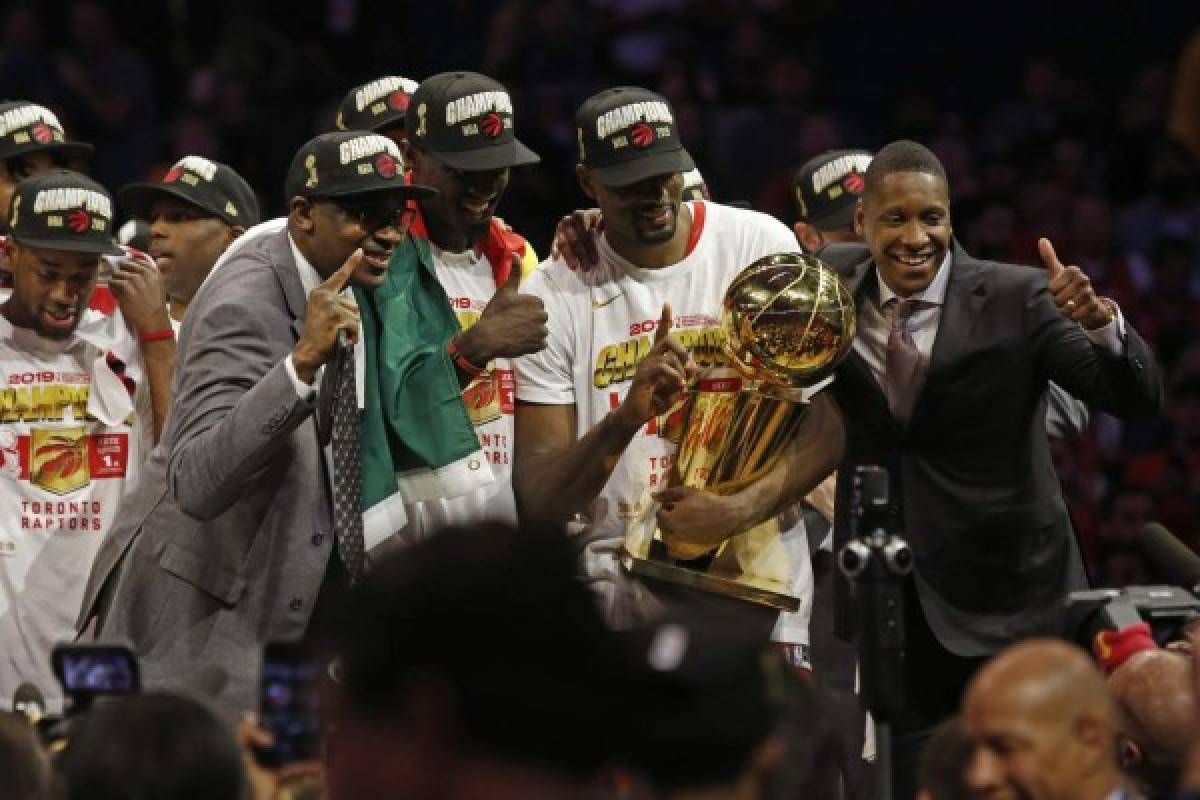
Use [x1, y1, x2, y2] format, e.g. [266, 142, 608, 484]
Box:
[118, 155, 260, 325]
[77, 132, 437, 714]
[389, 71, 546, 537]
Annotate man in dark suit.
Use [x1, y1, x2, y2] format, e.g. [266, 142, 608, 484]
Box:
[76, 132, 436, 714]
[820, 140, 1163, 797]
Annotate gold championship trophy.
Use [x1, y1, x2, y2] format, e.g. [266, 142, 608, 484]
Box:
[622, 252, 856, 610]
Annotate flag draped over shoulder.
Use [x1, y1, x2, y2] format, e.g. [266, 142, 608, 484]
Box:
[353, 234, 494, 548]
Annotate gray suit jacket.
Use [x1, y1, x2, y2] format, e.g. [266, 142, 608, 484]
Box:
[822, 242, 1162, 656]
[77, 225, 334, 714]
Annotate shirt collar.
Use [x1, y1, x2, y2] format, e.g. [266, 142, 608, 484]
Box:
[288, 232, 323, 296]
[877, 249, 953, 308]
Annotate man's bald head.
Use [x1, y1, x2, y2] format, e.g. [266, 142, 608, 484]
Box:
[1108, 648, 1196, 793]
[963, 639, 1124, 800]
[970, 639, 1113, 724]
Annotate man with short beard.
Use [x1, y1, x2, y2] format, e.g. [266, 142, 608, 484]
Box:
[513, 87, 843, 665]
[76, 132, 436, 714]
[0, 170, 172, 711]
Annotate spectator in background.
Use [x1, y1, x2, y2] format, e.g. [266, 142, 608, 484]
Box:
[1137, 236, 1200, 367]
[57, 692, 248, 800]
[0, 6, 55, 104]
[1119, 140, 1200, 277]
[53, 0, 157, 190]
[1168, 30, 1200, 164]
[1123, 348, 1200, 552]
[1070, 195, 1145, 313]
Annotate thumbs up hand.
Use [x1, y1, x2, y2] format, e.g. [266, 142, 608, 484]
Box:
[1038, 237, 1115, 330]
[455, 254, 549, 366]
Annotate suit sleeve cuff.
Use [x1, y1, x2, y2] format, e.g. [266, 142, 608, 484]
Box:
[1084, 300, 1125, 355]
[285, 354, 317, 400]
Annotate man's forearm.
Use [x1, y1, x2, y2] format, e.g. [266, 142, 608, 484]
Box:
[729, 393, 844, 530]
[516, 408, 642, 528]
[140, 338, 176, 444]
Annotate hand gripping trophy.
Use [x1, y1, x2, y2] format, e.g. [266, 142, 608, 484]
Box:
[622, 252, 856, 609]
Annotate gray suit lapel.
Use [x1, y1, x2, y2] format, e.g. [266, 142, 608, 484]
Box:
[264, 228, 310, 340]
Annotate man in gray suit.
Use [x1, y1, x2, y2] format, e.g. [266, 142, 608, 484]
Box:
[76, 131, 436, 714]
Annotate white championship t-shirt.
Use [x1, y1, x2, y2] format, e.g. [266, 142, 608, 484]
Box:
[397, 245, 518, 542]
[515, 201, 823, 649]
[0, 310, 150, 711]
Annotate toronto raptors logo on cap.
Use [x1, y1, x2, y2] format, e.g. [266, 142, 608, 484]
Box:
[387, 91, 410, 113]
[481, 112, 504, 138]
[30, 123, 54, 145]
[842, 173, 865, 194]
[630, 122, 655, 148]
[163, 165, 183, 183]
[374, 153, 397, 178]
[67, 208, 91, 233]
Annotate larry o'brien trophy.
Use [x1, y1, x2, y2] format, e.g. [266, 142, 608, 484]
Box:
[622, 252, 856, 610]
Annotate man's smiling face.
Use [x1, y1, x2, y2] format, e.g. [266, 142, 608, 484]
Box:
[856, 170, 951, 297]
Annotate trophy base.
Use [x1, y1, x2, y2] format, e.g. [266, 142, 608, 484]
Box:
[621, 549, 802, 612]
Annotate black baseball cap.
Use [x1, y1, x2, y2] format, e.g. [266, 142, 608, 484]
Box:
[793, 149, 874, 230]
[336, 75, 420, 133]
[118, 155, 260, 227]
[283, 131, 436, 201]
[405, 71, 540, 171]
[0, 101, 93, 163]
[8, 170, 121, 255]
[576, 87, 694, 187]
[618, 609, 775, 789]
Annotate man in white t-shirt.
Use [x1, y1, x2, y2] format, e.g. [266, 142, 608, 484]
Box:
[513, 88, 844, 666]
[0, 170, 170, 710]
[394, 71, 547, 539]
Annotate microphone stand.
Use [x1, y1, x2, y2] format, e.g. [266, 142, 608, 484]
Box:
[838, 466, 912, 800]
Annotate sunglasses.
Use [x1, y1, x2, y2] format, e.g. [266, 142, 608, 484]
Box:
[314, 196, 416, 234]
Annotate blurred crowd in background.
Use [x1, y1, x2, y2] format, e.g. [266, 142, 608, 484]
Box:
[1, 0, 1198, 587]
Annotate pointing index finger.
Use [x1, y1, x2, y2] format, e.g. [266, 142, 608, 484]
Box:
[654, 303, 673, 345]
[321, 248, 364, 293]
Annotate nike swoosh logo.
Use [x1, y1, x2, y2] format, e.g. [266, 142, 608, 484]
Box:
[592, 292, 623, 309]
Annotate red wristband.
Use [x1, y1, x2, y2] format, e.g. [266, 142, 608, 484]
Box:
[447, 338, 483, 377]
[138, 328, 175, 343]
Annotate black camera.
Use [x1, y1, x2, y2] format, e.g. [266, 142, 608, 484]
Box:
[1064, 585, 1200, 650]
